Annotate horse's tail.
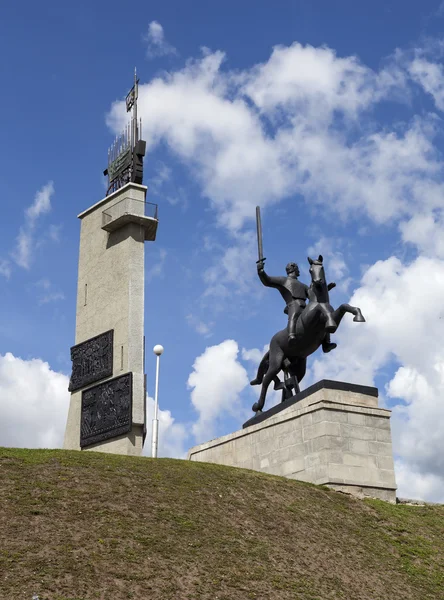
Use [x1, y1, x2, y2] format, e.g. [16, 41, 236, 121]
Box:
[250, 351, 270, 386]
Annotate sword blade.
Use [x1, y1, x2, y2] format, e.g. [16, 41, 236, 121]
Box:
[256, 206, 264, 261]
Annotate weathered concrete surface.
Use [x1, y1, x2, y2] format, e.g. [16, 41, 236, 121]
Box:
[64, 183, 148, 455]
[188, 383, 397, 502]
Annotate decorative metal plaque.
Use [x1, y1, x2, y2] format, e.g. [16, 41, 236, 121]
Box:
[80, 373, 132, 448]
[68, 330, 113, 392]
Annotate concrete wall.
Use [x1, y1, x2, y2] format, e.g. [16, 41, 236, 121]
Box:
[188, 386, 397, 502]
[64, 183, 147, 455]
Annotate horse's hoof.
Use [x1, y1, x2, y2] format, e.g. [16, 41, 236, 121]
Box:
[323, 342, 337, 353]
[325, 324, 337, 333]
[250, 378, 261, 386]
[252, 402, 259, 412]
[353, 314, 365, 322]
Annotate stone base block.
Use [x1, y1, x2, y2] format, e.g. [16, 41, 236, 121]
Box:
[187, 380, 397, 503]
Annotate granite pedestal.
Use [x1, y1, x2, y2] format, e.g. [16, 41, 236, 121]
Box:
[187, 380, 397, 503]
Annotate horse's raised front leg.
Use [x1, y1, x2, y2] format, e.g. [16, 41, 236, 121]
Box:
[252, 347, 284, 414]
[318, 303, 337, 333]
[331, 303, 365, 328]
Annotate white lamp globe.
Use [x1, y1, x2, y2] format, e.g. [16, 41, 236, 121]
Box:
[153, 344, 164, 356]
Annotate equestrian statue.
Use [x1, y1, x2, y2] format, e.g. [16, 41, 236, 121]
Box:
[251, 207, 365, 415]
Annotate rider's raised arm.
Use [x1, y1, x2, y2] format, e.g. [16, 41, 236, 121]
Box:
[257, 267, 286, 289]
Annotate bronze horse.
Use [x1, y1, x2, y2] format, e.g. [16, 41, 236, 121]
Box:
[251, 255, 365, 414]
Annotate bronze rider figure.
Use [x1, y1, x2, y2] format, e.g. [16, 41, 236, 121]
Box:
[257, 259, 337, 353]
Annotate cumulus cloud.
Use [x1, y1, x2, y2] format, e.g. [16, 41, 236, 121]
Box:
[307, 255, 444, 501]
[239, 42, 394, 120]
[0, 352, 190, 459]
[13, 181, 55, 269]
[241, 345, 269, 366]
[400, 212, 444, 259]
[187, 340, 249, 440]
[143, 396, 189, 458]
[106, 43, 439, 233]
[143, 21, 177, 59]
[395, 460, 444, 503]
[0, 352, 69, 449]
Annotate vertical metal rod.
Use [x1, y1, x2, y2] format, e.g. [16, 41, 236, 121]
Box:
[151, 353, 160, 458]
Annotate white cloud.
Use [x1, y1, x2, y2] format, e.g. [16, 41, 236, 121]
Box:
[26, 182, 53, 222]
[149, 161, 188, 208]
[149, 161, 172, 192]
[48, 224, 62, 243]
[0, 352, 69, 449]
[186, 314, 213, 337]
[0, 259, 11, 279]
[143, 21, 177, 59]
[395, 460, 444, 503]
[409, 57, 444, 112]
[143, 396, 189, 458]
[307, 237, 351, 293]
[13, 181, 55, 269]
[187, 340, 249, 440]
[146, 247, 167, 282]
[239, 42, 394, 121]
[106, 44, 444, 235]
[0, 352, 189, 458]
[241, 345, 269, 365]
[202, 231, 257, 305]
[308, 255, 444, 501]
[34, 279, 65, 304]
[400, 212, 444, 259]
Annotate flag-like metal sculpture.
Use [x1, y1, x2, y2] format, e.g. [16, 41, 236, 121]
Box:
[104, 69, 147, 195]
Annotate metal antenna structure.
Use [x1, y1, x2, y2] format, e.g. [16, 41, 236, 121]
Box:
[104, 68, 147, 195]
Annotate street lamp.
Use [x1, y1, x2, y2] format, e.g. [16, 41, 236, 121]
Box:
[151, 344, 164, 458]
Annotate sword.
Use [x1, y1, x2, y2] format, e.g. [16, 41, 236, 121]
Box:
[255, 206, 265, 264]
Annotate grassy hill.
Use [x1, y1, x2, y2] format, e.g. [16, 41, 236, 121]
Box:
[1, 448, 444, 600]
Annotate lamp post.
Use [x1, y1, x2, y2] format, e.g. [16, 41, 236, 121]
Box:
[151, 344, 164, 458]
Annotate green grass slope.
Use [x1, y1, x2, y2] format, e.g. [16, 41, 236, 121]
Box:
[1, 448, 444, 600]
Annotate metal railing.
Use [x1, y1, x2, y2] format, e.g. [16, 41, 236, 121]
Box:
[102, 197, 158, 228]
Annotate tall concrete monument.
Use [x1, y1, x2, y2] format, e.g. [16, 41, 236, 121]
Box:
[64, 72, 158, 456]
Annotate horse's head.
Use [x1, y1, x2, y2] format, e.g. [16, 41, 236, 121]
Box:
[307, 255, 326, 289]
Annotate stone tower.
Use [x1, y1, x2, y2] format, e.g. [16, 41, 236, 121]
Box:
[64, 73, 157, 455]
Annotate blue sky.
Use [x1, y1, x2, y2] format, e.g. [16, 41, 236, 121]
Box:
[2, 0, 444, 501]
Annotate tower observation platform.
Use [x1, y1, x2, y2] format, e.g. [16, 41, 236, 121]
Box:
[102, 196, 158, 241]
